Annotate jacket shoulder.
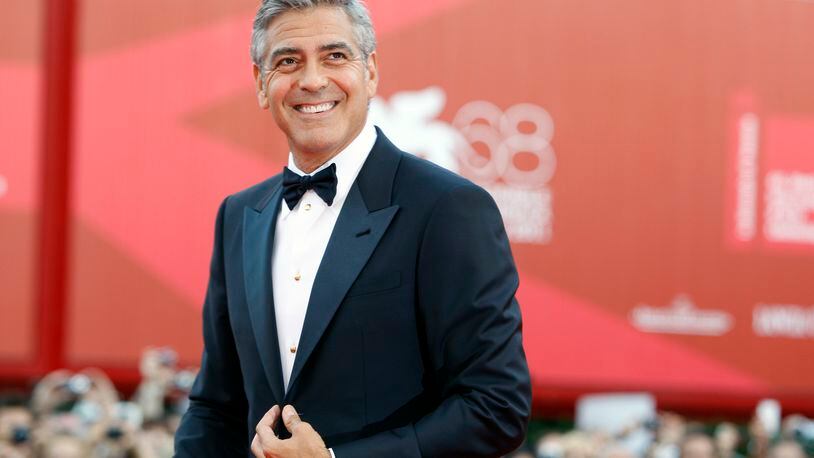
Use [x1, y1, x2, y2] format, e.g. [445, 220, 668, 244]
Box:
[223, 172, 283, 212]
[393, 150, 486, 204]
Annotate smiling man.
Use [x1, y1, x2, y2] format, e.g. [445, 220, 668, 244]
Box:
[174, 1, 531, 457]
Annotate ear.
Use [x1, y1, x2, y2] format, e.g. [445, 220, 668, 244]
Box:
[365, 51, 379, 99]
[252, 64, 270, 109]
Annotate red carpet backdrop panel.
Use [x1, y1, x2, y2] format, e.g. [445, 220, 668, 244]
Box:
[1, 0, 814, 409]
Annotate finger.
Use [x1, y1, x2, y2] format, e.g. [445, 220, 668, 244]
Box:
[258, 405, 281, 431]
[282, 404, 304, 433]
[255, 406, 282, 451]
[255, 421, 279, 450]
[250, 434, 265, 458]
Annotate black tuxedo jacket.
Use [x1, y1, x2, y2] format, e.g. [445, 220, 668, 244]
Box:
[174, 129, 531, 457]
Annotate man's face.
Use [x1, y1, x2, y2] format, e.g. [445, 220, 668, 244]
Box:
[681, 436, 715, 458]
[253, 6, 378, 158]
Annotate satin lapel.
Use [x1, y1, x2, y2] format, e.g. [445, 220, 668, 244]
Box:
[285, 183, 399, 398]
[243, 182, 285, 404]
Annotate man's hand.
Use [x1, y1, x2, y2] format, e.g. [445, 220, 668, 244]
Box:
[251, 405, 330, 458]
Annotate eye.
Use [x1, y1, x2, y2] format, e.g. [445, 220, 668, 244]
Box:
[275, 57, 298, 69]
[327, 52, 347, 60]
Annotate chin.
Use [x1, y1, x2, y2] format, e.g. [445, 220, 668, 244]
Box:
[291, 129, 344, 152]
[293, 137, 340, 156]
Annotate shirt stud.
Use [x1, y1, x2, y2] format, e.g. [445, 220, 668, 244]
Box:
[290, 345, 297, 354]
[304, 203, 312, 211]
[294, 272, 301, 281]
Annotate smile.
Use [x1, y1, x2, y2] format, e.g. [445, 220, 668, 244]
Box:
[294, 101, 338, 114]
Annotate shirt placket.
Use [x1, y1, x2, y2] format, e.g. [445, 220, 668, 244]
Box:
[286, 192, 325, 363]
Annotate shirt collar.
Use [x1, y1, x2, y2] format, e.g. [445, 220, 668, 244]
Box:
[280, 119, 377, 219]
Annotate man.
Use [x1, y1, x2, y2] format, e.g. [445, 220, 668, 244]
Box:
[174, 1, 531, 456]
[714, 422, 744, 458]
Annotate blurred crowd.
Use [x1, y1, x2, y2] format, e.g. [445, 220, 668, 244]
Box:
[509, 412, 814, 458]
[2, 352, 814, 458]
[0, 348, 195, 458]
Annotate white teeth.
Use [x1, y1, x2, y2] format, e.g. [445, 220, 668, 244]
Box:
[296, 102, 335, 114]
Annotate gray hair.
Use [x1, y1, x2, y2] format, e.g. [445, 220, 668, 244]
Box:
[250, 0, 377, 68]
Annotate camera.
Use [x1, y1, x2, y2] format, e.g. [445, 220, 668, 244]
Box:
[60, 374, 92, 396]
[11, 426, 30, 445]
[157, 348, 178, 367]
[106, 426, 125, 440]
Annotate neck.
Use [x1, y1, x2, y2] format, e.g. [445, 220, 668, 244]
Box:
[290, 122, 367, 173]
[292, 150, 340, 174]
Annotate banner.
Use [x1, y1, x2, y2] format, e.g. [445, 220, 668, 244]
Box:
[0, 1, 43, 364]
[5, 0, 813, 407]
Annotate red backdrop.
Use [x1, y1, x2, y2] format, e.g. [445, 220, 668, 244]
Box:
[0, 1, 43, 367]
[2, 0, 814, 414]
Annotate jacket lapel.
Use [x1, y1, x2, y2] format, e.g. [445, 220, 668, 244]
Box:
[285, 130, 402, 398]
[243, 180, 286, 404]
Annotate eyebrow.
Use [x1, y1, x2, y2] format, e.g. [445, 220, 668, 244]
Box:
[319, 41, 355, 56]
[268, 46, 301, 64]
[267, 41, 356, 66]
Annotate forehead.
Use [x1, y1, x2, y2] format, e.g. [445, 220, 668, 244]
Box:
[265, 6, 358, 53]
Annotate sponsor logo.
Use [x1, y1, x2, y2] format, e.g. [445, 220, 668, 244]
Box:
[732, 111, 760, 243]
[726, 91, 814, 252]
[629, 295, 734, 336]
[764, 171, 814, 245]
[371, 87, 556, 244]
[753, 304, 814, 339]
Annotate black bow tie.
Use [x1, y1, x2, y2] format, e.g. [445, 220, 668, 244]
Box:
[282, 163, 338, 210]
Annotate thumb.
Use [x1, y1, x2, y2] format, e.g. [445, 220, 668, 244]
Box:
[282, 405, 302, 432]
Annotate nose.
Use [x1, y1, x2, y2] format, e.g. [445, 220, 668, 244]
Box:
[297, 59, 328, 92]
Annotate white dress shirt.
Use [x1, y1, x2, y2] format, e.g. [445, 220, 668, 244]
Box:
[271, 120, 377, 393]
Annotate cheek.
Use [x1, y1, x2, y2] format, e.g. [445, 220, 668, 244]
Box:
[267, 79, 291, 109]
[266, 86, 292, 130]
[331, 70, 367, 97]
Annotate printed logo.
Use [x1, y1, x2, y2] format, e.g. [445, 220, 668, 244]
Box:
[630, 295, 734, 336]
[371, 87, 557, 244]
[726, 91, 814, 252]
[753, 303, 814, 339]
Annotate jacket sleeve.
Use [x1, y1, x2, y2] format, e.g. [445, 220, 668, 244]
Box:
[332, 184, 532, 458]
[174, 197, 249, 457]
